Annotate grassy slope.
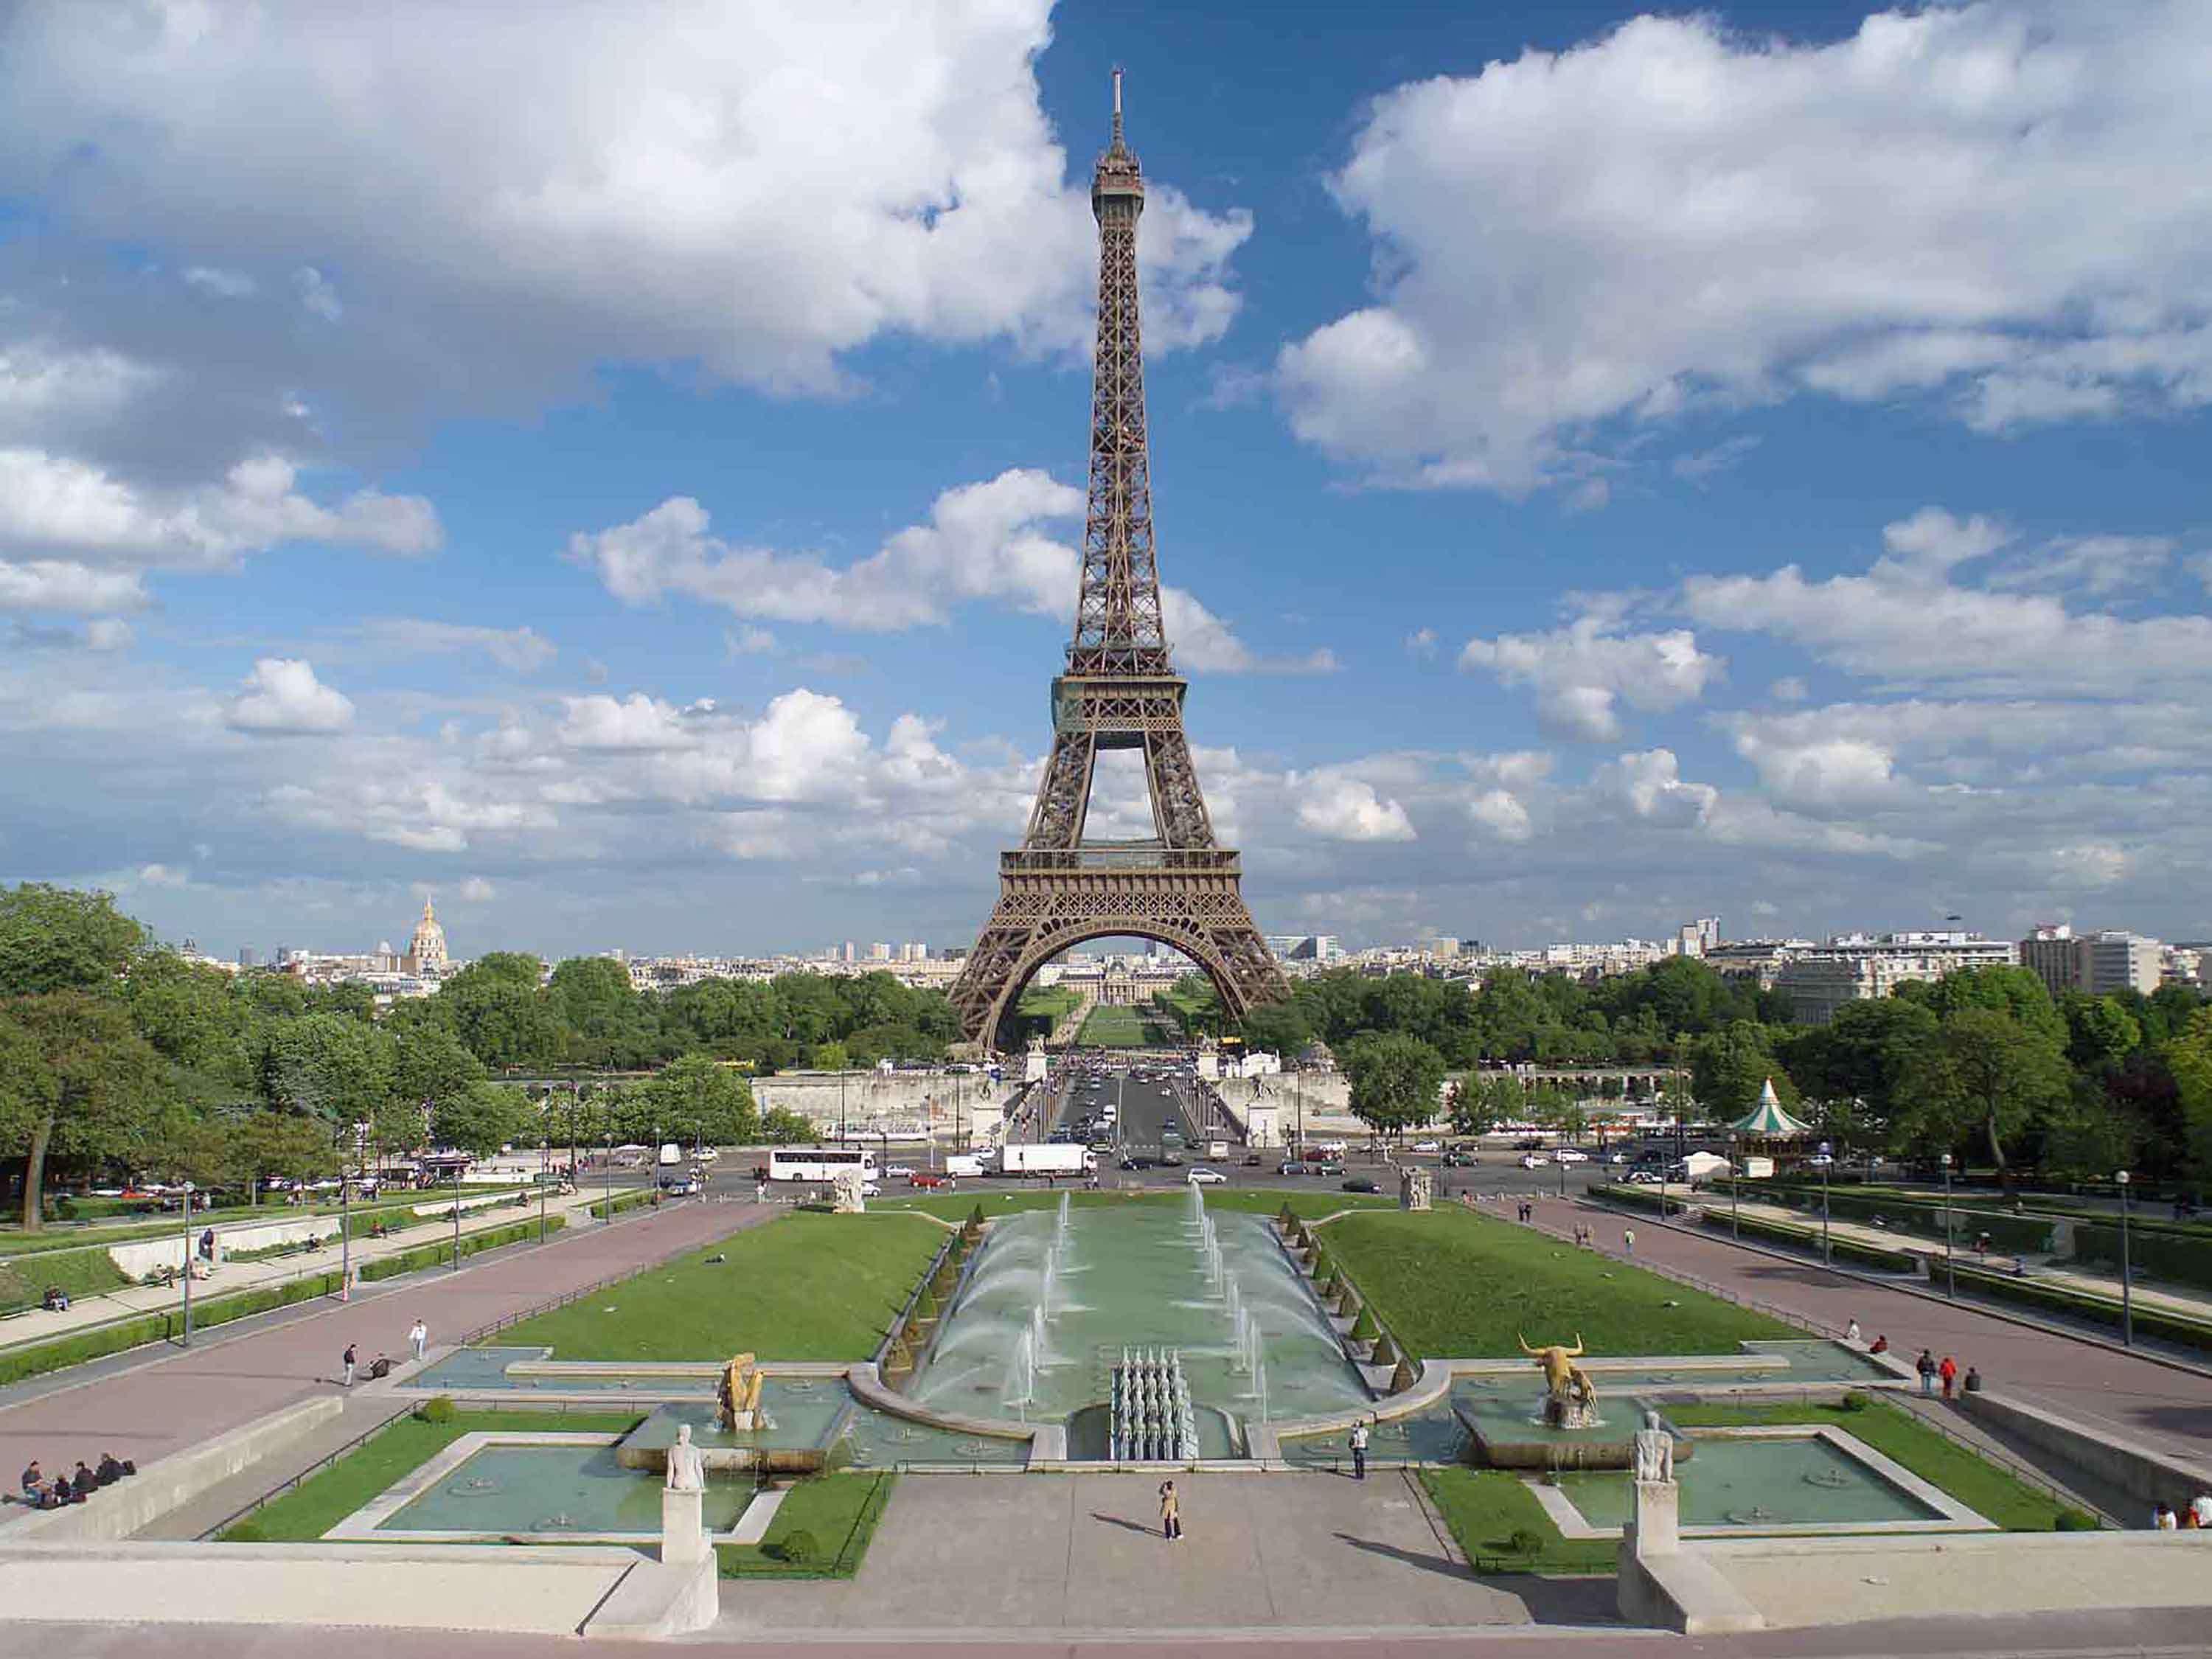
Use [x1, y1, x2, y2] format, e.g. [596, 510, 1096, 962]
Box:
[221, 1411, 644, 1542]
[1419, 1467, 1615, 1574]
[1075, 1004, 1153, 1047]
[717, 1471, 894, 1576]
[1664, 1400, 2085, 1530]
[1322, 1206, 1796, 1358]
[490, 1212, 944, 1362]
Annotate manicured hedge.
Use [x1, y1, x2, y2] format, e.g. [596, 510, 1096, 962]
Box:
[1588, 1181, 1694, 1218]
[358, 1215, 562, 1282]
[0, 1269, 348, 1386]
[2069, 1224, 2212, 1294]
[588, 1189, 657, 1220]
[1697, 1208, 1917, 1272]
[1722, 1183, 2057, 1255]
[1948, 1262, 2212, 1353]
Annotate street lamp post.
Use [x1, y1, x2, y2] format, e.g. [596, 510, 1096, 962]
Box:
[179, 1181, 195, 1346]
[2116, 1169, 2133, 1348]
[538, 1094, 550, 1247]
[1939, 1152, 1955, 1298]
[838, 1066, 847, 1145]
[338, 1125, 352, 1303]
[1731, 1134, 1742, 1242]
[604, 1130, 613, 1221]
[1818, 1140, 1832, 1267]
[450, 1164, 462, 1272]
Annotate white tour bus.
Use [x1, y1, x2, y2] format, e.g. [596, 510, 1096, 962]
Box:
[766, 1147, 880, 1183]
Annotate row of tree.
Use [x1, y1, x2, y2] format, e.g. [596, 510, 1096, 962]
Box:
[0, 885, 925, 1228]
[1253, 959, 2209, 1189]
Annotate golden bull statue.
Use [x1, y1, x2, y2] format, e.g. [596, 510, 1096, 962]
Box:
[1519, 1332, 1599, 1427]
[717, 1352, 765, 1431]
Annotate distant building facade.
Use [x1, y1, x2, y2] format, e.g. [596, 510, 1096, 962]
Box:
[1778, 931, 2017, 1024]
[2019, 925, 2163, 999]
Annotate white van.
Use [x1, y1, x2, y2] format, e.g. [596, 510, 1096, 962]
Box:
[657, 1142, 683, 1168]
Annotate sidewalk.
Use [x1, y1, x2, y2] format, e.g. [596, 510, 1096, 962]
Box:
[1708, 1194, 2212, 1328]
[1, 1187, 615, 1354]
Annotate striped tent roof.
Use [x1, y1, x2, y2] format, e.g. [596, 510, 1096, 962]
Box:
[1731, 1077, 1812, 1138]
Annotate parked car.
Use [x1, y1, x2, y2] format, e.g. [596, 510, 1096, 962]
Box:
[1242, 1152, 1263, 1167]
[1121, 1155, 1155, 1171]
[1625, 1169, 1661, 1184]
[860, 1181, 883, 1198]
[1310, 1160, 1344, 1176]
[1186, 1168, 1226, 1185]
[1411, 1141, 1441, 1154]
[885, 1165, 915, 1179]
[1441, 1150, 1477, 1167]
[1553, 1148, 1589, 1164]
[1342, 1178, 1380, 1194]
[1279, 1159, 1305, 1176]
[1520, 1152, 1549, 1169]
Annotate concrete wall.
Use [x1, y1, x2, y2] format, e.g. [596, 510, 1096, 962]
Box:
[5, 1394, 343, 1543]
[1961, 1388, 2212, 1512]
[111, 1219, 330, 1280]
[753, 1071, 1025, 1139]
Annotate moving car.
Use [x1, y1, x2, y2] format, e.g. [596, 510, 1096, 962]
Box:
[884, 1165, 915, 1179]
[1186, 1168, 1226, 1185]
[1412, 1141, 1441, 1153]
[1242, 1152, 1263, 1167]
[1279, 1159, 1305, 1176]
[1520, 1152, 1549, 1169]
[1552, 1148, 1589, 1164]
[908, 1172, 951, 1189]
[1342, 1178, 1380, 1194]
[1441, 1150, 1477, 1167]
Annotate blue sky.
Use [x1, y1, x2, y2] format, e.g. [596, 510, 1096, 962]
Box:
[1, 0, 2208, 961]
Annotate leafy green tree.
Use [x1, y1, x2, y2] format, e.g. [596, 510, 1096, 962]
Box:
[759, 1106, 815, 1144]
[1778, 998, 1935, 1144]
[1899, 1006, 2070, 1172]
[1900, 964, 2066, 1048]
[811, 1040, 851, 1072]
[1688, 1020, 1796, 1122]
[257, 1012, 394, 1127]
[123, 953, 257, 1088]
[0, 993, 163, 1228]
[1340, 1033, 1447, 1140]
[0, 883, 147, 995]
[2059, 993, 2143, 1076]
[2163, 1009, 2212, 1189]
[550, 956, 658, 1066]
[390, 1025, 489, 1115]
[437, 953, 562, 1068]
[641, 1053, 759, 1145]
[434, 1082, 535, 1158]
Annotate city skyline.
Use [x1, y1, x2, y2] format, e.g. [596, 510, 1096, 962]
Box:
[3, 1, 2209, 960]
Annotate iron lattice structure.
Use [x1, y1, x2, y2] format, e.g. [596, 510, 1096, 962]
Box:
[950, 76, 1289, 1049]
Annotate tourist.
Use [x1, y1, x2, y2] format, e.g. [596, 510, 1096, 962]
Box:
[408, 1318, 428, 1362]
[41, 1287, 69, 1312]
[199, 1226, 216, 1261]
[2192, 1492, 2212, 1529]
[96, 1453, 128, 1486]
[21, 1460, 45, 1500]
[2152, 1501, 2177, 1530]
[1622, 1227, 1635, 1256]
[1915, 1349, 1936, 1396]
[342, 1342, 358, 1388]
[1963, 1366, 1983, 1395]
[1158, 1479, 1182, 1540]
[1349, 1418, 1370, 1482]
[70, 1461, 96, 1498]
[755, 1180, 768, 1204]
[1844, 1318, 1862, 1344]
[1938, 1354, 1958, 1399]
[1868, 1334, 1889, 1354]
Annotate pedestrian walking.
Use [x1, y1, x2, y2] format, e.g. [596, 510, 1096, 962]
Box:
[1622, 1227, 1635, 1256]
[1349, 1418, 1370, 1481]
[1938, 1354, 1958, 1399]
[408, 1318, 428, 1362]
[1916, 1349, 1936, 1397]
[1843, 1318, 1861, 1344]
[755, 1180, 767, 1203]
[342, 1342, 358, 1388]
[1158, 1479, 1182, 1540]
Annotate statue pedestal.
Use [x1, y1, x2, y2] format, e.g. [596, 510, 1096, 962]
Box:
[1626, 1477, 1680, 1558]
[1399, 1166, 1433, 1212]
[723, 1408, 757, 1433]
[661, 1486, 709, 1565]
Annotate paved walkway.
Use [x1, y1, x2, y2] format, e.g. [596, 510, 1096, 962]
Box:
[0, 1196, 771, 1486]
[723, 1471, 1615, 1638]
[1528, 1199, 2212, 1471]
[0, 1186, 615, 1353]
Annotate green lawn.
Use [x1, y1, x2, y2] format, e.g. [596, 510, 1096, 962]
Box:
[1321, 1206, 1796, 1359]
[1015, 986, 1080, 1020]
[717, 1471, 894, 1576]
[1077, 1003, 1166, 1047]
[1418, 1467, 1615, 1574]
[220, 1410, 644, 1542]
[490, 1212, 945, 1362]
[1663, 1400, 2095, 1531]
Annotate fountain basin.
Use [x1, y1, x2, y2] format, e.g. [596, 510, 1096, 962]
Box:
[1453, 1388, 1693, 1471]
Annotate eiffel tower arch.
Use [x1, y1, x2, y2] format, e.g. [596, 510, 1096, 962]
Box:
[950, 74, 1289, 1051]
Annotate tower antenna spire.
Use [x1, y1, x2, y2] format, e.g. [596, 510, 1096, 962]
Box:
[1111, 66, 1124, 146]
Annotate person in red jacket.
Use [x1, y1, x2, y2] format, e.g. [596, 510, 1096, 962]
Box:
[1938, 1354, 1959, 1399]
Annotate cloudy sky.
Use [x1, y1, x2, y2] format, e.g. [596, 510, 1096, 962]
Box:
[2, 0, 2208, 960]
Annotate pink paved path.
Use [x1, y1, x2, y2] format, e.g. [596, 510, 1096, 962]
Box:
[1531, 1198, 2212, 1469]
[0, 1198, 769, 1479]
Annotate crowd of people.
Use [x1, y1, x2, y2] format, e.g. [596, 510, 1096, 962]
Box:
[17, 1452, 133, 1509]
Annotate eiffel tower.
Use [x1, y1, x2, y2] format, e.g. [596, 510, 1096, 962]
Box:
[950, 73, 1288, 1049]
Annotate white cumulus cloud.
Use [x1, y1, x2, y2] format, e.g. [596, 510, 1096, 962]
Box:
[1295, 775, 1417, 843]
[1460, 616, 1722, 740]
[226, 658, 355, 734]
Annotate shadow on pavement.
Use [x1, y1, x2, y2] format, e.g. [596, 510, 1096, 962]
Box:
[1330, 1531, 1467, 1582]
[1089, 1512, 1161, 1538]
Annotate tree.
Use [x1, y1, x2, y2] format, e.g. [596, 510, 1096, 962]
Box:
[390, 1025, 489, 1116]
[2164, 1009, 2212, 1191]
[550, 956, 656, 1066]
[434, 1083, 535, 1158]
[1688, 1020, 1795, 1123]
[1779, 998, 1935, 1144]
[0, 883, 147, 995]
[759, 1106, 814, 1144]
[437, 953, 562, 1068]
[123, 953, 257, 1088]
[1899, 1006, 2070, 1172]
[1340, 1034, 1447, 1140]
[1237, 999, 1312, 1060]
[641, 1054, 759, 1146]
[1902, 964, 2066, 1048]
[0, 993, 163, 1228]
[2060, 993, 2142, 1077]
[257, 1012, 394, 1128]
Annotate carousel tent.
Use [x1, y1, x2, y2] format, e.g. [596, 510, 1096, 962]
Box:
[1730, 1077, 1812, 1138]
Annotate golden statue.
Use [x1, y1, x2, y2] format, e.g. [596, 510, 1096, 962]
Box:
[1519, 1332, 1599, 1428]
[717, 1351, 765, 1430]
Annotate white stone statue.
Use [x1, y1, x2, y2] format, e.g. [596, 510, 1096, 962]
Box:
[666, 1422, 706, 1492]
[1633, 1409, 1674, 1484]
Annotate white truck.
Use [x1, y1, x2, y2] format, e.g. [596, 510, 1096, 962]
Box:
[996, 1143, 1096, 1178]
